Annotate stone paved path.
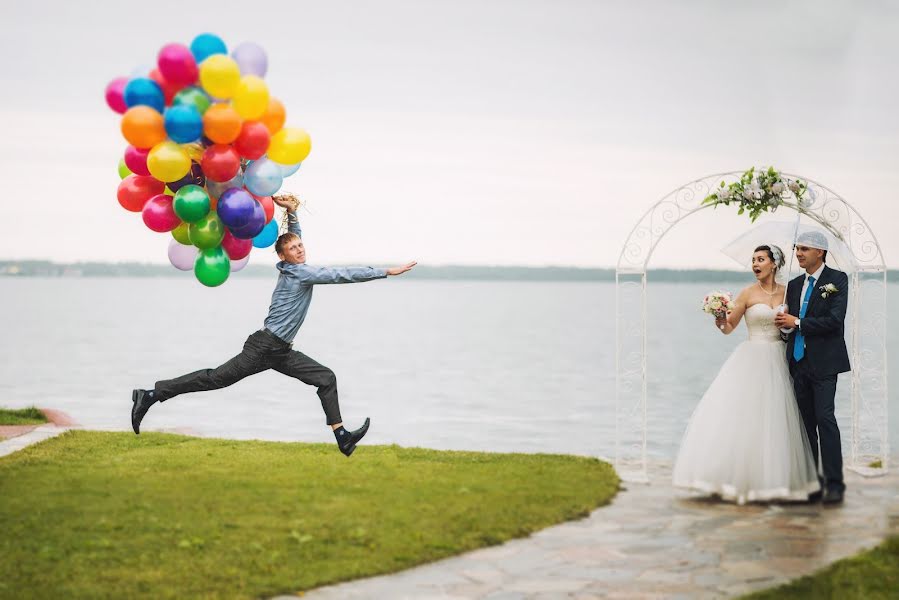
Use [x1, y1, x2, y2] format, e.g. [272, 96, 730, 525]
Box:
[293, 463, 899, 599]
[0, 424, 71, 458]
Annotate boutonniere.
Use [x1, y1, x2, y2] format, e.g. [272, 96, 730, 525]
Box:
[819, 283, 839, 298]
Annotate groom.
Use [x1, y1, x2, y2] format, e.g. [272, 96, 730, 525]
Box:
[775, 231, 851, 504]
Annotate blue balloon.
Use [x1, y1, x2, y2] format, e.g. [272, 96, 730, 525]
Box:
[207, 172, 244, 199]
[190, 33, 228, 63]
[230, 201, 266, 239]
[280, 162, 302, 177]
[252, 219, 279, 248]
[217, 189, 256, 228]
[164, 105, 203, 143]
[124, 78, 165, 112]
[244, 158, 283, 196]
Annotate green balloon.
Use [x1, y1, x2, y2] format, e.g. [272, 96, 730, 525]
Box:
[174, 86, 212, 116]
[172, 222, 191, 245]
[188, 212, 225, 249]
[173, 185, 211, 223]
[118, 158, 132, 180]
[195, 246, 231, 287]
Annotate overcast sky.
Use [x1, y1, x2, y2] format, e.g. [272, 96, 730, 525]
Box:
[1, 1, 896, 268]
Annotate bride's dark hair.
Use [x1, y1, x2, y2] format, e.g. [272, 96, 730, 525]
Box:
[754, 245, 785, 270]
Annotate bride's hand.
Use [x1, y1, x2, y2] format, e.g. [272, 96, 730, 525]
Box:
[715, 316, 727, 331]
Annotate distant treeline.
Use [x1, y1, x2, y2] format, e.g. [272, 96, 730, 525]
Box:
[0, 260, 893, 283]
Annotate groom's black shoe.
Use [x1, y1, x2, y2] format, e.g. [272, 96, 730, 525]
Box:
[334, 418, 370, 457]
[807, 490, 823, 503]
[131, 389, 158, 435]
[822, 487, 845, 505]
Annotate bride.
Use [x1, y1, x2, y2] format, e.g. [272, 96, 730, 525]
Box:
[673, 244, 820, 504]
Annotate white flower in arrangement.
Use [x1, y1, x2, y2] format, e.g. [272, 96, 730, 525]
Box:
[710, 300, 722, 310]
[718, 187, 732, 200]
[788, 179, 801, 194]
[747, 181, 764, 199]
[771, 181, 785, 194]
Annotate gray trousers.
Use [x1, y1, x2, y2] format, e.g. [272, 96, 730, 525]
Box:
[154, 329, 342, 425]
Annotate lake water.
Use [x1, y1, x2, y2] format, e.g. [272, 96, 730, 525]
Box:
[1, 278, 896, 460]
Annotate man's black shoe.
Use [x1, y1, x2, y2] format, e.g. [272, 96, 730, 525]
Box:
[336, 418, 370, 457]
[822, 488, 845, 505]
[808, 489, 823, 503]
[131, 389, 157, 435]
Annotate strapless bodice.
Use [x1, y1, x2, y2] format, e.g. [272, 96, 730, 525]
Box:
[745, 304, 782, 342]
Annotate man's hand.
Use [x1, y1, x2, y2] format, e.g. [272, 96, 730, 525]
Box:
[386, 261, 417, 276]
[774, 312, 797, 328]
[273, 193, 300, 212]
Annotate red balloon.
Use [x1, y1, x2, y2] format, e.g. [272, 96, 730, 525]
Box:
[149, 68, 183, 105]
[124, 145, 151, 176]
[221, 229, 253, 260]
[142, 194, 182, 232]
[252, 193, 275, 223]
[117, 175, 165, 212]
[201, 144, 241, 182]
[233, 121, 271, 160]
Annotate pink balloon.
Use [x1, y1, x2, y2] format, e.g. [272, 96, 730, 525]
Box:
[231, 254, 251, 272]
[142, 194, 181, 232]
[124, 145, 151, 176]
[221, 229, 253, 260]
[158, 43, 198, 87]
[168, 239, 198, 271]
[105, 77, 128, 114]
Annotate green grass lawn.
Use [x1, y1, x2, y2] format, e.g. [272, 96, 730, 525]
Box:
[0, 407, 48, 426]
[0, 431, 618, 599]
[743, 536, 899, 600]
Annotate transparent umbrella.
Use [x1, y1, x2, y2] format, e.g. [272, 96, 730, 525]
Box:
[721, 221, 858, 275]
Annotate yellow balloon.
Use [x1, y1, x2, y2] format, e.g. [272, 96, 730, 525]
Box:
[147, 141, 191, 183]
[232, 75, 269, 120]
[199, 55, 241, 99]
[182, 142, 205, 162]
[267, 127, 312, 165]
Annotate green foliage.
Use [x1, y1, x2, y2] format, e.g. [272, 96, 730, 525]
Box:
[0, 431, 618, 599]
[0, 407, 48, 426]
[742, 536, 899, 599]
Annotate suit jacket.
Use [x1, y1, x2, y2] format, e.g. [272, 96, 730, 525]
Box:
[785, 265, 851, 376]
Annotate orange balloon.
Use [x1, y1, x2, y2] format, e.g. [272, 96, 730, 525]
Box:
[259, 98, 286, 135]
[121, 106, 166, 149]
[203, 103, 243, 144]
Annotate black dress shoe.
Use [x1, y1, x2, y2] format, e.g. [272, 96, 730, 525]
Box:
[808, 489, 823, 503]
[131, 389, 157, 435]
[336, 418, 370, 457]
[822, 488, 845, 505]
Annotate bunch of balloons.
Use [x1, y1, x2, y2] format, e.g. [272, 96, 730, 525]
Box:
[106, 33, 310, 286]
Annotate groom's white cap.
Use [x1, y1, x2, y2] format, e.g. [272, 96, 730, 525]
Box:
[795, 230, 829, 251]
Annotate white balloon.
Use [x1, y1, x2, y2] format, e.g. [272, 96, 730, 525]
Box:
[231, 254, 251, 272]
[168, 238, 198, 271]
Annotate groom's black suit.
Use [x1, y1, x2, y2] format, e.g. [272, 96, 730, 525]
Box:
[785, 264, 851, 493]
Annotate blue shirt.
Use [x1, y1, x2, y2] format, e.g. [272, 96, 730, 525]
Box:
[263, 212, 387, 343]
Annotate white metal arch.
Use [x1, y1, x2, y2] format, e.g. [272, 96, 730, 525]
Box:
[615, 172, 889, 483]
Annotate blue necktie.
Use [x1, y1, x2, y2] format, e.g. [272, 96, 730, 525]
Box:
[793, 275, 816, 361]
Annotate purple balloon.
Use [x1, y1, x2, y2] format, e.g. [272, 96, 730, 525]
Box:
[231, 42, 268, 77]
[168, 162, 206, 193]
[217, 188, 256, 228]
[168, 239, 198, 271]
[229, 200, 266, 239]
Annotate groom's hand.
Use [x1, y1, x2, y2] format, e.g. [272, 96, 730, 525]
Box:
[774, 312, 797, 328]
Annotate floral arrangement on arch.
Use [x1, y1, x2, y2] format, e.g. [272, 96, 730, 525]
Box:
[703, 167, 811, 222]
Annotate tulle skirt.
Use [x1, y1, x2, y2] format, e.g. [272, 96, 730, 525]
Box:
[672, 339, 820, 504]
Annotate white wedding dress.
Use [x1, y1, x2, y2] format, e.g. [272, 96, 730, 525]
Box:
[673, 304, 820, 504]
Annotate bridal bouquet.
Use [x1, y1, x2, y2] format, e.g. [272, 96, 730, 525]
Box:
[702, 291, 735, 319]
